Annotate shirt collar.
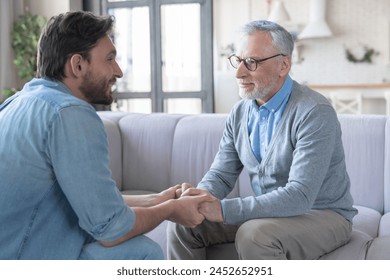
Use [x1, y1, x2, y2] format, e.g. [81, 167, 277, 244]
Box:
[251, 75, 293, 112]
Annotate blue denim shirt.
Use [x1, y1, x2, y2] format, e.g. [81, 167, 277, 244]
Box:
[0, 78, 135, 259]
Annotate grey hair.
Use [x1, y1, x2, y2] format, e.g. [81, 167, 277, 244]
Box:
[241, 20, 294, 56]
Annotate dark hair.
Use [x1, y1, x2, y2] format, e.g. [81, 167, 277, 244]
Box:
[36, 11, 114, 80]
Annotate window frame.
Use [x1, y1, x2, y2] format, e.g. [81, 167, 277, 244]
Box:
[86, 0, 214, 113]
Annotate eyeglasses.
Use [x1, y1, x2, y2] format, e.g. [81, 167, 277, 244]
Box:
[228, 53, 286, 71]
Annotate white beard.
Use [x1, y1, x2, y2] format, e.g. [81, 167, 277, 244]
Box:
[238, 79, 278, 101]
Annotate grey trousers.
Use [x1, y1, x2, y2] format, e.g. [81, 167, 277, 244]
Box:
[167, 209, 352, 260]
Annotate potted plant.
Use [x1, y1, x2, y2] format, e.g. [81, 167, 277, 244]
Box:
[2, 13, 46, 103]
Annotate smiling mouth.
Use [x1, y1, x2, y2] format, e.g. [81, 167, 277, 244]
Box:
[109, 80, 117, 93]
[239, 82, 254, 89]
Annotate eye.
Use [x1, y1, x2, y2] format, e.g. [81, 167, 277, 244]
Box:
[245, 58, 257, 67]
[107, 53, 117, 62]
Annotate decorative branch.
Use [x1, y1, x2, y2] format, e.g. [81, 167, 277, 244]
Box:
[345, 45, 379, 63]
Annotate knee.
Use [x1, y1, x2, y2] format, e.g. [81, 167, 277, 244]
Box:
[140, 238, 164, 260]
[236, 220, 275, 246]
[80, 235, 164, 260]
[236, 220, 260, 253]
[235, 219, 285, 259]
[120, 236, 164, 260]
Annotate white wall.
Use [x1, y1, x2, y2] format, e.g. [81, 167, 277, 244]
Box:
[214, 0, 390, 84]
[213, 0, 390, 113]
[26, 0, 82, 17]
[292, 0, 390, 85]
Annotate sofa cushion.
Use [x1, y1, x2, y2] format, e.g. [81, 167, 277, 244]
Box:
[352, 205, 381, 238]
[379, 212, 390, 236]
[338, 115, 387, 214]
[121, 190, 156, 195]
[385, 118, 390, 213]
[119, 113, 184, 193]
[318, 229, 372, 260]
[170, 114, 239, 198]
[366, 235, 390, 259]
[100, 117, 123, 190]
[145, 221, 169, 259]
[97, 111, 127, 123]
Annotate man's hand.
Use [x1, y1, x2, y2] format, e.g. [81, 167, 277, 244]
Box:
[157, 184, 181, 201]
[169, 193, 214, 228]
[199, 197, 224, 223]
[180, 187, 224, 223]
[174, 182, 194, 197]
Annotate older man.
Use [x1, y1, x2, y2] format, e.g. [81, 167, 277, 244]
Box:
[168, 20, 357, 260]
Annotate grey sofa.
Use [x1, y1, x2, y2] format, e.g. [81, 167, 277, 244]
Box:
[98, 111, 390, 260]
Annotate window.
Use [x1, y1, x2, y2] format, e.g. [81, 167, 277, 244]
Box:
[87, 0, 214, 113]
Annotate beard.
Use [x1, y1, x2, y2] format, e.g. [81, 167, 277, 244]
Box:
[238, 78, 278, 102]
[79, 70, 115, 105]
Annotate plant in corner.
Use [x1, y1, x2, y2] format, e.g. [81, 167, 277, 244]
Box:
[1, 13, 46, 103]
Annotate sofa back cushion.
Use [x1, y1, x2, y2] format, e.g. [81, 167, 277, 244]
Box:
[170, 114, 239, 198]
[119, 113, 184, 193]
[338, 114, 387, 214]
[385, 118, 390, 213]
[99, 117, 123, 190]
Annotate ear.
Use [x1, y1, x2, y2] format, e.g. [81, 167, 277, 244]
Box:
[69, 54, 86, 77]
[279, 56, 291, 77]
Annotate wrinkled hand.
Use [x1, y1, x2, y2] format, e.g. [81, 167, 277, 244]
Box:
[169, 193, 214, 228]
[181, 188, 224, 223]
[199, 198, 223, 223]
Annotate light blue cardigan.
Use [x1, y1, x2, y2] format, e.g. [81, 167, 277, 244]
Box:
[198, 81, 357, 225]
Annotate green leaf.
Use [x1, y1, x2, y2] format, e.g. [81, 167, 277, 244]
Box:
[10, 12, 47, 82]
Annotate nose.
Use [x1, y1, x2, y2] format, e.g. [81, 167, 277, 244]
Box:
[114, 60, 123, 78]
[235, 60, 248, 79]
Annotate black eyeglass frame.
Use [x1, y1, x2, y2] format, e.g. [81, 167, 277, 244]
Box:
[228, 53, 286, 71]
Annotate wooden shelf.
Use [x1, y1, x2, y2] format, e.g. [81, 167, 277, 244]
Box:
[308, 84, 390, 89]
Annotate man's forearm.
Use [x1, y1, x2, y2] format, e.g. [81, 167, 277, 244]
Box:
[122, 194, 159, 208]
[122, 184, 181, 207]
[99, 200, 175, 247]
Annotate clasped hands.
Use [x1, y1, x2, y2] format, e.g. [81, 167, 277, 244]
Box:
[166, 183, 224, 228]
